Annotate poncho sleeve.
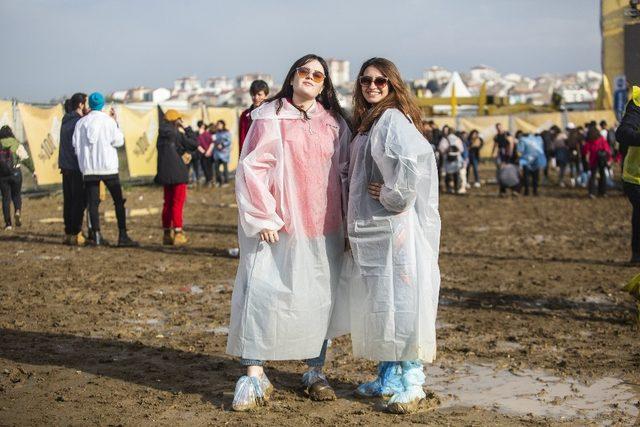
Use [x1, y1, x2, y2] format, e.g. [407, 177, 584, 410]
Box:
[338, 117, 352, 226]
[235, 119, 285, 237]
[370, 109, 431, 213]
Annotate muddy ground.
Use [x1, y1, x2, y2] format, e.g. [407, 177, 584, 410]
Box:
[0, 168, 639, 426]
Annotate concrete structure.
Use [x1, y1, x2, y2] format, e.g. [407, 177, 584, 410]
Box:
[236, 73, 274, 90]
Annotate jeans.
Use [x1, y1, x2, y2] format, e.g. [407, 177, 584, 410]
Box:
[445, 172, 460, 193]
[0, 170, 22, 226]
[624, 182, 640, 256]
[467, 154, 480, 183]
[62, 169, 86, 235]
[200, 155, 213, 184]
[214, 159, 229, 184]
[162, 183, 187, 229]
[85, 174, 127, 232]
[240, 340, 328, 368]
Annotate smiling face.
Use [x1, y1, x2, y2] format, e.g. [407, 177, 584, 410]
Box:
[361, 65, 390, 105]
[251, 90, 267, 107]
[291, 59, 325, 102]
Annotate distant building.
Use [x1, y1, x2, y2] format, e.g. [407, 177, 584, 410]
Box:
[204, 77, 234, 95]
[173, 76, 202, 99]
[469, 65, 500, 83]
[327, 59, 350, 86]
[423, 66, 451, 86]
[150, 88, 171, 103]
[236, 73, 274, 90]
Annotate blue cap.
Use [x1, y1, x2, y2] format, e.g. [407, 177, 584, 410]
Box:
[88, 92, 105, 111]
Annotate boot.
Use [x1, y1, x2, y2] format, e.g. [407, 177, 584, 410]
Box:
[354, 362, 404, 399]
[162, 228, 174, 246]
[172, 230, 188, 246]
[117, 229, 139, 247]
[302, 368, 336, 401]
[14, 211, 21, 227]
[386, 361, 426, 414]
[231, 374, 273, 412]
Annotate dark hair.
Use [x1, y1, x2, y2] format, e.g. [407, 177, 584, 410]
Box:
[352, 57, 421, 134]
[0, 125, 15, 139]
[216, 119, 226, 130]
[586, 125, 600, 142]
[599, 120, 607, 128]
[515, 130, 523, 139]
[197, 120, 205, 128]
[469, 129, 480, 139]
[267, 54, 350, 126]
[64, 92, 87, 114]
[250, 80, 269, 96]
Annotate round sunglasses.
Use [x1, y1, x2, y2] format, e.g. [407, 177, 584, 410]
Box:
[296, 66, 325, 84]
[359, 75, 389, 89]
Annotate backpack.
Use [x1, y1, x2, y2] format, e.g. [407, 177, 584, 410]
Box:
[446, 144, 460, 162]
[596, 149, 608, 168]
[0, 147, 14, 177]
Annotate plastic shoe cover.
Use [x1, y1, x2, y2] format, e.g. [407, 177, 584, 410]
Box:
[355, 362, 403, 398]
[302, 369, 336, 401]
[386, 361, 426, 414]
[231, 374, 273, 411]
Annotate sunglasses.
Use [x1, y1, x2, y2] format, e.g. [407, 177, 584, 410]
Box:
[359, 76, 389, 88]
[296, 66, 325, 84]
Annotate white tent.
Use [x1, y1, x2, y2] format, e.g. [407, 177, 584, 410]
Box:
[439, 71, 471, 98]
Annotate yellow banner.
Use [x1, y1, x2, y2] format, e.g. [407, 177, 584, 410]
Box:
[18, 103, 63, 185]
[177, 108, 204, 129]
[513, 117, 540, 134]
[523, 112, 563, 130]
[566, 110, 617, 127]
[0, 100, 13, 128]
[118, 105, 158, 177]
[423, 116, 456, 129]
[207, 107, 239, 171]
[459, 115, 510, 158]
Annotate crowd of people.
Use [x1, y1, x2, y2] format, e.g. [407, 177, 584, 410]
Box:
[421, 119, 619, 198]
[0, 53, 638, 416]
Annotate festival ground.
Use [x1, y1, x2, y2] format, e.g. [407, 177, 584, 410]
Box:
[1, 171, 638, 426]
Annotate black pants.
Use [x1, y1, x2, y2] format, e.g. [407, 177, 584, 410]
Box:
[84, 174, 126, 232]
[190, 152, 202, 181]
[200, 155, 213, 184]
[214, 159, 229, 184]
[62, 169, 86, 235]
[0, 171, 22, 226]
[624, 182, 640, 256]
[523, 168, 539, 195]
[588, 165, 607, 196]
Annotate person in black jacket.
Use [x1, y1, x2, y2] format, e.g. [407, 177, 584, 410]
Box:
[616, 86, 640, 264]
[155, 109, 199, 246]
[59, 93, 88, 245]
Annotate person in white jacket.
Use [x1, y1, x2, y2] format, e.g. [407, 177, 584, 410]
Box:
[72, 92, 137, 247]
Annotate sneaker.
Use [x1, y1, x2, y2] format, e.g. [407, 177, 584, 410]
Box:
[231, 374, 273, 412]
[4, 225, 12, 231]
[355, 362, 404, 399]
[14, 212, 21, 227]
[302, 369, 336, 401]
[172, 230, 188, 246]
[63, 234, 73, 245]
[71, 232, 86, 246]
[473, 182, 481, 188]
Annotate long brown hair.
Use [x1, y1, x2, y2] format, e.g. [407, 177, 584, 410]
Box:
[352, 57, 422, 134]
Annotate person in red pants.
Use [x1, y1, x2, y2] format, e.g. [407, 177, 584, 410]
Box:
[155, 109, 199, 245]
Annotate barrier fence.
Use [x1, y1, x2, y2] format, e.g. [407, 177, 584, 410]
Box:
[0, 99, 617, 189]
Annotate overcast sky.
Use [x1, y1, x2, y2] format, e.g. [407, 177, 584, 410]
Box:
[0, 0, 601, 103]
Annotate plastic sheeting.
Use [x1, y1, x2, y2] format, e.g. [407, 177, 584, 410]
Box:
[226, 99, 351, 361]
[346, 109, 441, 362]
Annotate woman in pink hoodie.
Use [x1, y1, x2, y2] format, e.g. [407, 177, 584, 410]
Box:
[582, 125, 612, 198]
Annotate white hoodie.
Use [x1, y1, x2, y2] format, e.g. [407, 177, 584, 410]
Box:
[72, 110, 124, 176]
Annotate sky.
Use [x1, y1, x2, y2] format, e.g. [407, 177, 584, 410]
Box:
[0, 0, 602, 103]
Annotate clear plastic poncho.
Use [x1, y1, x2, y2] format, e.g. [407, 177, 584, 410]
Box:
[226, 99, 351, 361]
[346, 108, 441, 362]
